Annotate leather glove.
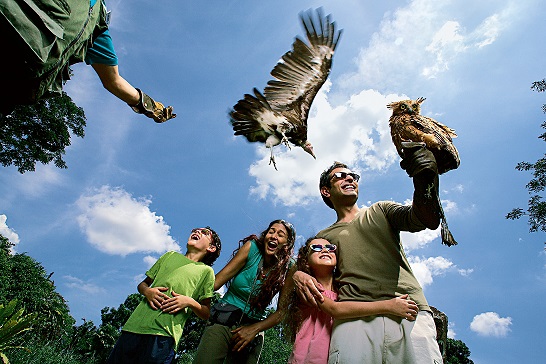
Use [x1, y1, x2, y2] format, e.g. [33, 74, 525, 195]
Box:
[399, 141, 438, 178]
[129, 88, 176, 123]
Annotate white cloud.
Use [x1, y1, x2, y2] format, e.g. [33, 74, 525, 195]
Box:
[76, 186, 179, 256]
[11, 164, 64, 198]
[64, 275, 106, 295]
[0, 215, 20, 249]
[401, 229, 440, 252]
[470, 312, 512, 337]
[143, 255, 158, 268]
[447, 322, 456, 339]
[408, 255, 453, 288]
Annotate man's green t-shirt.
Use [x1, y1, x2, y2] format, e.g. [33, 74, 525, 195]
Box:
[122, 251, 215, 349]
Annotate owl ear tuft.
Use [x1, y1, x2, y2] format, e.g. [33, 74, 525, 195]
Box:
[415, 97, 426, 104]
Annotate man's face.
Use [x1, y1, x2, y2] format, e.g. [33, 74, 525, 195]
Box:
[321, 167, 360, 206]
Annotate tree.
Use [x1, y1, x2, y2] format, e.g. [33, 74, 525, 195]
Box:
[0, 234, 75, 342]
[0, 300, 39, 364]
[0, 92, 86, 173]
[507, 79, 546, 243]
[445, 338, 473, 364]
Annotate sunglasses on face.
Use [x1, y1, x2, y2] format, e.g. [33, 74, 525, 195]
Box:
[310, 244, 337, 252]
[330, 171, 360, 182]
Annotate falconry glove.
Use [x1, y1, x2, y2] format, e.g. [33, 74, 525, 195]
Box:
[129, 88, 176, 123]
[400, 141, 458, 246]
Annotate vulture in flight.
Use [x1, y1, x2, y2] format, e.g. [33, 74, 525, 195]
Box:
[229, 8, 342, 170]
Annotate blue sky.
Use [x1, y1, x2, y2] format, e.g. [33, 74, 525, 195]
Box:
[1, 0, 545, 362]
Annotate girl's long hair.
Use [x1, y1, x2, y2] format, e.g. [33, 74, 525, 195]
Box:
[230, 220, 296, 314]
[282, 238, 314, 343]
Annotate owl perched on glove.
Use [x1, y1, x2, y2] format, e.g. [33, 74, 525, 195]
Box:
[387, 97, 460, 175]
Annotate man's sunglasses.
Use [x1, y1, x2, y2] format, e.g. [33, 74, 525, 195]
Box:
[310, 244, 337, 252]
[330, 171, 360, 182]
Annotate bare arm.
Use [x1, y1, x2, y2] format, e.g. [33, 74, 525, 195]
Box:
[138, 276, 170, 310]
[213, 241, 251, 291]
[318, 294, 419, 320]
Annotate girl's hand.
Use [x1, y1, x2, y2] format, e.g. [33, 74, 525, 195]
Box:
[388, 294, 419, 321]
[231, 325, 259, 352]
[293, 270, 325, 307]
[161, 290, 192, 314]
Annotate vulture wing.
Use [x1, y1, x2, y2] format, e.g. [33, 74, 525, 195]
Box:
[230, 88, 286, 144]
[264, 8, 342, 128]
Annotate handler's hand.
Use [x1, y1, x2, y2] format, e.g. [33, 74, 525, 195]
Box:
[161, 291, 192, 314]
[144, 286, 170, 310]
[231, 325, 259, 352]
[293, 270, 324, 307]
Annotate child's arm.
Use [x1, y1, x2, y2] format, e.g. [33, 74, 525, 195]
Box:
[318, 294, 419, 321]
[138, 276, 170, 310]
[161, 292, 212, 320]
[213, 240, 252, 291]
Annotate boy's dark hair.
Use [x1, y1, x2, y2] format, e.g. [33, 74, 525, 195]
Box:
[202, 226, 221, 266]
[319, 161, 349, 209]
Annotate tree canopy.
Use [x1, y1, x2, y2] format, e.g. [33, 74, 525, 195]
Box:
[507, 79, 546, 241]
[0, 92, 86, 173]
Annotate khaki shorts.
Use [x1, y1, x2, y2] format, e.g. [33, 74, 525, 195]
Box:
[328, 311, 443, 364]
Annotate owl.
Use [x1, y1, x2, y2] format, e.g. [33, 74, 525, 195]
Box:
[387, 97, 460, 175]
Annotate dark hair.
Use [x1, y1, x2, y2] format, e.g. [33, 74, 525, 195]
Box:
[233, 220, 296, 314]
[319, 161, 349, 209]
[201, 226, 221, 267]
[282, 236, 337, 343]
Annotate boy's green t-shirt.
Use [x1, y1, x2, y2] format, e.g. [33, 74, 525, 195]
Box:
[122, 251, 215, 349]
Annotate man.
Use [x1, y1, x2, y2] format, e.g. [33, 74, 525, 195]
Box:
[294, 142, 444, 363]
[106, 227, 221, 364]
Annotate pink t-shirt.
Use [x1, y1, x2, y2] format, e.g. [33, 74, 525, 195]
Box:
[288, 290, 338, 364]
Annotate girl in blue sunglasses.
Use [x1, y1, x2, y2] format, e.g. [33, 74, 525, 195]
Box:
[284, 237, 419, 364]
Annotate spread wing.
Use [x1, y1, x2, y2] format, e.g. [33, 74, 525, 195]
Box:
[230, 88, 286, 144]
[264, 8, 342, 130]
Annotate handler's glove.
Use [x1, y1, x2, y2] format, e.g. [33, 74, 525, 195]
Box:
[129, 88, 176, 123]
[399, 141, 438, 178]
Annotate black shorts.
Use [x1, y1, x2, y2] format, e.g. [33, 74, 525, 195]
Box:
[106, 331, 175, 364]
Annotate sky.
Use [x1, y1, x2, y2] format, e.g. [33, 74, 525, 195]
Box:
[1, 0, 545, 362]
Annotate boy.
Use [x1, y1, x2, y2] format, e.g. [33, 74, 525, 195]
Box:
[106, 226, 221, 364]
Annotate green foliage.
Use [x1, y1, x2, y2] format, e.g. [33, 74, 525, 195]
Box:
[507, 79, 546, 242]
[0, 300, 39, 364]
[445, 338, 473, 364]
[0, 235, 74, 341]
[0, 92, 86, 173]
[6, 339, 86, 364]
[260, 320, 293, 364]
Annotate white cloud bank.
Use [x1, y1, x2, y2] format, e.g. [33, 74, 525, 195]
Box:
[76, 186, 179, 256]
[0, 215, 20, 251]
[470, 312, 512, 337]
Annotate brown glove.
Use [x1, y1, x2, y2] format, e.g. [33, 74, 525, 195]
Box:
[129, 88, 176, 123]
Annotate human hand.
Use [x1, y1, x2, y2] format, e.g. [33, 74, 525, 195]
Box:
[231, 325, 259, 352]
[389, 294, 419, 321]
[293, 270, 324, 307]
[161, 290, 193, 314]
[144, 286, 170, 310]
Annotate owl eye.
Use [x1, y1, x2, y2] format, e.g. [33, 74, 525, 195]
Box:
[400, 104, 407, 110]
[412, 104, 419, 109]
